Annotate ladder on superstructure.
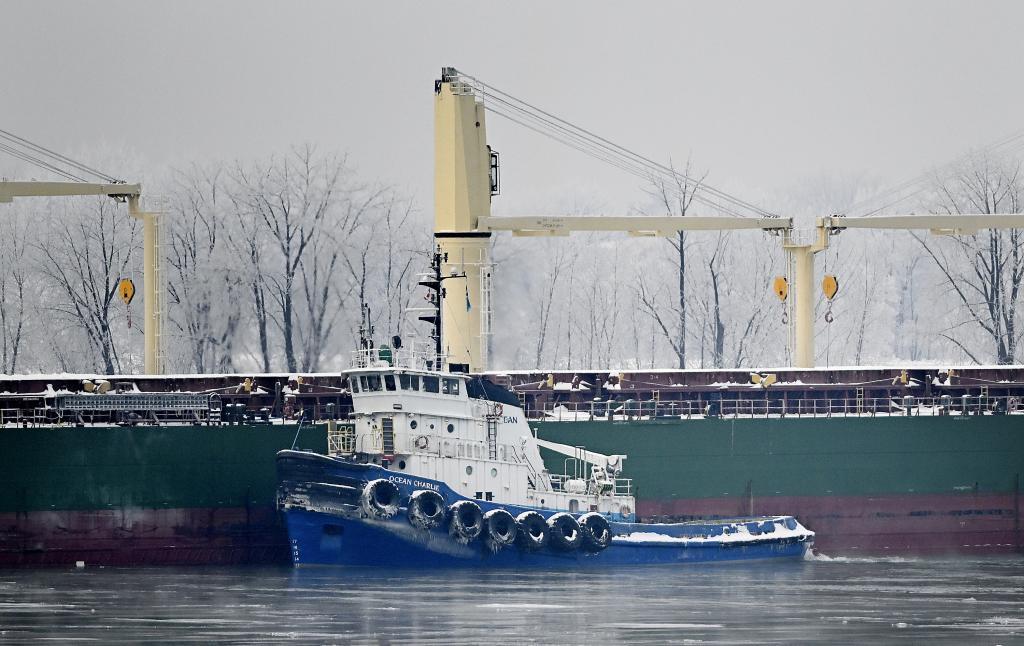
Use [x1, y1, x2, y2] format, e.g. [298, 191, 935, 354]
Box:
[486, 416, 498, 460]
[479, 261, 493, 370]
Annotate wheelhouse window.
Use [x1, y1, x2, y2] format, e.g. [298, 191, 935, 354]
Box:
[348, 377, 359, 393]
[384, 375, 397, 391]
[399, 373, 422, 391]
[365, 374, 382, 392]
[442, 378, 460, 396]
[423, 375, 440, 393]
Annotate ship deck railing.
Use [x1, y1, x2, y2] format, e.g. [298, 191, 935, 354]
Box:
[0, 407, 51, 427]
[350, 342, 441, 372]
[327, 420, 356, 455]
[548, 473, 633, 497]
[526, 393, 1023, 421]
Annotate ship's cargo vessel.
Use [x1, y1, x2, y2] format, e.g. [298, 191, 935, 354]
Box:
[0, 365, 1020, 567]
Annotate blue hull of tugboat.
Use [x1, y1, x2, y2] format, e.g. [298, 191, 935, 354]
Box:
[283, 508, 810, 568]
[277, 451, 813, 568]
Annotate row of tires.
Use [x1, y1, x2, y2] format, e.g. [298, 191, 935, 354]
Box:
[360, 479, 612, 552]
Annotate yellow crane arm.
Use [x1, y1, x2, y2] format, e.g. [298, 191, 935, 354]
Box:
[822, 214, 1024, 236]
[476, 215, 792, 237]
[0, 181, 140, 202]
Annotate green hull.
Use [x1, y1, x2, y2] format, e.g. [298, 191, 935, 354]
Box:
[534, 415, 1024, 553]
[534, 415, 1022, 499]
[0, 424, 326, 567]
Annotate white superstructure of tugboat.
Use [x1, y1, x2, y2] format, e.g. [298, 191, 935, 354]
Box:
[339, 348, 634, 520]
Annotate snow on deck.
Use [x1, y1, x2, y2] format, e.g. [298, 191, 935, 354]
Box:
[614, 517, 813, 545]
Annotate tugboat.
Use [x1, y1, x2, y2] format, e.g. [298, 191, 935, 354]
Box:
[276, 249, 813, 568]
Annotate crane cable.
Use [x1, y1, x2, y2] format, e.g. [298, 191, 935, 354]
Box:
[0, 141, 89, 182]
[453, 69, 777, 220]
[847, 128, 1024, 217]
[480, 91, 756, 219]
[484, 102, 755, 219]
[472, 76, 771, 218]
[0, 128, 121, 184]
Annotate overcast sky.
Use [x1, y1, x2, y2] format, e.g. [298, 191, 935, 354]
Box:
[4, 1, 1024, 218]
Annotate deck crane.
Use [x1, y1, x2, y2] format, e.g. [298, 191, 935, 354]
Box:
[434, 67, 790, 373]
[434, 68, 1024, 370]
[0, 133, 164, 374]
[781, 214, 1024, 367]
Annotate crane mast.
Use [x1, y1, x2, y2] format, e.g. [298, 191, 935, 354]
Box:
[434, 68, 495, 373]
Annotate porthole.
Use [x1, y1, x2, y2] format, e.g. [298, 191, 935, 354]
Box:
[429, 423, 435, 430]
[398, 460, 406, 470]
[490, 468, 497, 478]
[409, 420, 418, 430]
[447, 423, 455, 434]
[466, 465, 473, 476]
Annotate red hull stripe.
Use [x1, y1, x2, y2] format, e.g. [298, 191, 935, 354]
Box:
[639, 492, 1022, 555]
[0, 506, 289, 568]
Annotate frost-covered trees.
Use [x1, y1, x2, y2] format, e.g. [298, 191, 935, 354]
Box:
[166, 165, 242, 373]
[3, 144, 1023, 375]
[639, 161, 705, 368]
[36, 197, 139, 374]
[0, 212, 30, 373]
[914, 151, 1024, 364]
[0, 146, 427, 375]
[229, 146, 352, 372]
[162, 148, 425, 374]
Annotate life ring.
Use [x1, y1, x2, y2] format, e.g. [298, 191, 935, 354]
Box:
[449, 500, 484, 543]
[515, 510, 548, 550]
[494, 403, 504, 417]
[414, 435, 429, 450]
[360, 479, 400, 519]
[483, 508, 517, 551]
[547, 512, 582, 551]
[407, 489, 447, 530]
[578, 512, 612, 551]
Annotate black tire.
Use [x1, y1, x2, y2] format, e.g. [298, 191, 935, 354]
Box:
[360, 479, 400, 519]
[407, 489, 447, 530]
[547, 512, 583, 551]
[579, 512, 612, 551]
[516, 510, 548, 550]
[449, 500, 484, 542]
[483, 508, 517, 550]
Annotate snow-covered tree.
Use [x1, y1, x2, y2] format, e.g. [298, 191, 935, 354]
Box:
[166, 165, 243, 373]
[0, 209, 30, 373]
[914, 151, 1024, 364]
[36, 197, 139, 374]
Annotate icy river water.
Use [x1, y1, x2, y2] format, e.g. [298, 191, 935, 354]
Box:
[1, 554, 1023, 644]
